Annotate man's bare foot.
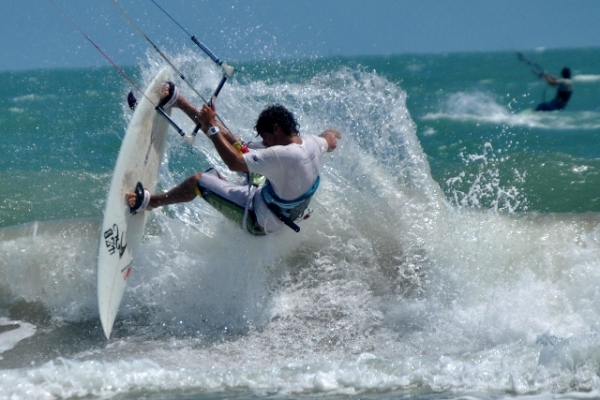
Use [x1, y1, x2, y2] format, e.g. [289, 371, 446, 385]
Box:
[126, 191, 155, 212]
[125, 191, 136, 208]
[159, 82, 179, 109]
[126, 182, 153, 213]
[160, 83, 171, 101]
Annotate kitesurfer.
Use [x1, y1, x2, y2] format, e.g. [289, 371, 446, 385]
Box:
[127, 83, 341, 234]
[535, 67, 573, 111]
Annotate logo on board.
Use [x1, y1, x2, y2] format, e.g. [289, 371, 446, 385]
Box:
[103, 223, 127, 259]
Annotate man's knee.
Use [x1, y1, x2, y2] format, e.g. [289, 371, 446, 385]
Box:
[180, 172, 202, 195]
[188, 172, 202, 197]
[187, 172, 202, 185]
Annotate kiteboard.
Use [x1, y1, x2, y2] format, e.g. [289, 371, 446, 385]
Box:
[97, 68, 172, 339]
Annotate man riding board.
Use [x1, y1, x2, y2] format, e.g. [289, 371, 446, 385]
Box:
[127, 83, 341, 234]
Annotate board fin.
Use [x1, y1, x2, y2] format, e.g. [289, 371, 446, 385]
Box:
[127, 91, 137, 110]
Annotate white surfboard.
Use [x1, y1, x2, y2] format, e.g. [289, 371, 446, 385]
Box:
[97, 68, 173, 339]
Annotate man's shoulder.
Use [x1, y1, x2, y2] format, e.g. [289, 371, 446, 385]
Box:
[302, 133, 326, 145]
[303, 134, 329, 153]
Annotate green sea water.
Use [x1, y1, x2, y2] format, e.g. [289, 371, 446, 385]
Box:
[2, 49, 600, 229]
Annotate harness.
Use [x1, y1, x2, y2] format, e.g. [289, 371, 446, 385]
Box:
[260, 176, 320, 232]
[557, 89, 572, 103]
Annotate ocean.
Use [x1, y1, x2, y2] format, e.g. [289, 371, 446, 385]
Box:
[1, 47, 600, 399]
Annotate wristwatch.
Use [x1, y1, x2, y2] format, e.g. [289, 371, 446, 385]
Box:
[207, 126, 220, 136]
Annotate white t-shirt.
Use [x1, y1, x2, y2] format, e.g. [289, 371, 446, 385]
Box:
[243, 134, 328, 232]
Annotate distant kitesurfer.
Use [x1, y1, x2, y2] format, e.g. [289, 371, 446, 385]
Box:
[126, 83, 341, 234]
[535, 67, 573, 112]
[127, 91, 137, 110]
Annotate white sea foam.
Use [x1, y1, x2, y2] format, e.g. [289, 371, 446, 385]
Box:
[0, 318, 35, 357]
[422, 91, 600, 130]
[573, 74, 600, 82]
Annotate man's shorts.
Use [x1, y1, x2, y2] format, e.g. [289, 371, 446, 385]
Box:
[195, 169, 265, 235]
[536, 98, 566, 112]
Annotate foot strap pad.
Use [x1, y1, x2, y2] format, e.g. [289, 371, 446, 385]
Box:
[158, 81, 179, 109]
[130, 182, 150, 214]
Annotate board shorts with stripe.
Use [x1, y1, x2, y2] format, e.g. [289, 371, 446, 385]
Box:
[195, 169, 266, 235]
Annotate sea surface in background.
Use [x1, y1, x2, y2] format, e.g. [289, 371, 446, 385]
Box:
[1, 47, 600, 399]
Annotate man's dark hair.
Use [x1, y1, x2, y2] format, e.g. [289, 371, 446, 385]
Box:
[561, 67, 571, 79]
[255, 105, 299, 137]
